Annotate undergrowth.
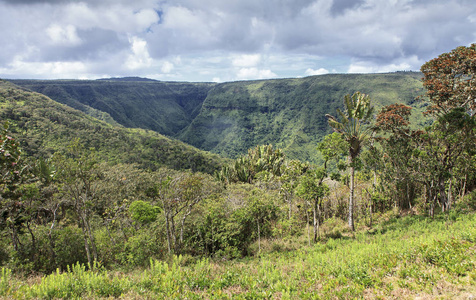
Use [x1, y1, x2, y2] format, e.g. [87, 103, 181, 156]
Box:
[1, 212, 475, 299]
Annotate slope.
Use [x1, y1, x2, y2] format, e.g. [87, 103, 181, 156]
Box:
[179, 72, 426, 162]
[11, 79, 216, 136]
[0, 80, 225, 173]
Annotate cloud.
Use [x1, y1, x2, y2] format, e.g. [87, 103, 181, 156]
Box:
[125, 36, 153, 70]
[305, 68, 329, 76]
[236, 68, 277, 80]
[161, 61, 174, 73]
[46, 24, 81, 46]
[0, 0, 475, 81]
[0, 59, 88, 79]
[232, 54, 261, 67]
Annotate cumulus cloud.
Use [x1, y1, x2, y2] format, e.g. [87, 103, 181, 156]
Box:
[0, 0, 475, 81]
[125, 36, 153, 70]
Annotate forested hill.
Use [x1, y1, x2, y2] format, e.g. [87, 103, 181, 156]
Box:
[179, 72, 426, 162]
[11, 79, 215, 136]
[0, 80, 225, 173]
[12, 72, 426, 163]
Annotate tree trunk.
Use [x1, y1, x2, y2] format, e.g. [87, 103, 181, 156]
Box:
[349, 160, 355, 231]
[164, 209, 172, 254]
[439, 177, 448, 212]
[48, 213, 58, 268]
[447, 178, 452, 211]
[83, 213, 98, 263]
[80, 222, 92, 266]
[305, 203, 310, 246]
[313, 197, 320, 242]
[26, 221, 37, 266]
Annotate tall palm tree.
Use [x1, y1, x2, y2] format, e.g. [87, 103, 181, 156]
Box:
[326, 92, 374, 231]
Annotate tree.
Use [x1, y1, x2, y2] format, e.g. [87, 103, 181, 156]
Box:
[296, 168, 329, 243]
[419, 44, 476, 213]
[326, 92, 374, 231]
[215, 144, 285, 185]
[146, 170, 215, 255]
[0, 122, 30, 254]
[420, 43, 476, 116]
[374, 104, 418, 211]
[295, 133, 346, 242]
[54, 139, 102, 266]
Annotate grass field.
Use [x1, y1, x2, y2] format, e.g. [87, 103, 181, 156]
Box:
[1, 211, 475, 299]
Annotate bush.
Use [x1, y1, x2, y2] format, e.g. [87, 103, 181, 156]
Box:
[118, 229, 164, 267]
[53, 226, 88, 271]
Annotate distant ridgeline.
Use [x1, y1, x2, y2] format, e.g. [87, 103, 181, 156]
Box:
[11, 72, 426, 163]
[0, 80, 225, 173]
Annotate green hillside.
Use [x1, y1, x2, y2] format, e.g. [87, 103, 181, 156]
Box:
[179, 72, 426, 162]
[12, 72, 427, 163]
[11, 79, 215, 136]
[0, 80, 225, 173]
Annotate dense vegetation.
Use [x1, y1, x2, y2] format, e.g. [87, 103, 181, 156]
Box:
[1, 212, 475, 299]
[180, 72, 427, 162]
[1, 44, 475, 299]
[13, 72, 427, 163]
[0, 81, 225, 173]
[12, 79, 215, 136]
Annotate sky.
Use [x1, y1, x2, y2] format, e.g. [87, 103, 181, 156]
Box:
[0, 0, 475, 82]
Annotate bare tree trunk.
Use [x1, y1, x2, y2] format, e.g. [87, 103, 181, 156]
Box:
[349, 162, 355, 231]
[171, 215, 177, 254]
[48, 204, 59, 268]
[84, 216, 98, 262]
[80, 220, 92, 266]
[439, 177, 448, 212]
[313, 197, 320, 242]
[164, 209, 172, 254]
[26, 221, 37, 265]
[305, 203, 310, 246]
[178, 208, 194, 254]
[448, 178, 452, 211]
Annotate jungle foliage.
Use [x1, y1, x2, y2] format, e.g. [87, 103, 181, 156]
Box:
[0, 45, 475, 299]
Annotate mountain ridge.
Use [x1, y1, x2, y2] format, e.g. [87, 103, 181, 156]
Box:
[0, 80, 225, 173]
[10, 71, 427, 163]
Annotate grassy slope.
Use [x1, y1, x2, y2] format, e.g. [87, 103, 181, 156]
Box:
[0, 80, 225, 174]
[2, 211, 475, 299]
[11, 79, 215, 136]
[179, 72, 427, 163]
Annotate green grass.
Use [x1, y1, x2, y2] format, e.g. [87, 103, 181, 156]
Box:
[2, 211, 475, 299]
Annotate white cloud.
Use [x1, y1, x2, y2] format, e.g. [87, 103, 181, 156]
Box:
[347, 55, 423, 73]
[304, 68, 329, 76]
[236, 68, 277, 80]
[61, 3, 159, 33]
[0, 59, 88, 79]
[0, 0, 475, 81]
[46, 24, 82, 46]
[232, 54, 261, 67]
[161, 61, 174, 73]
[125, 36, 152, 70]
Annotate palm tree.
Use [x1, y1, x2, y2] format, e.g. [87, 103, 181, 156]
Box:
[326, 92, 374, 231]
